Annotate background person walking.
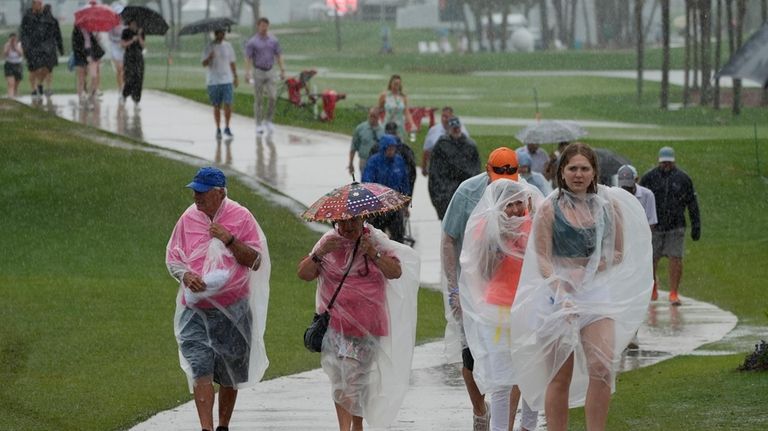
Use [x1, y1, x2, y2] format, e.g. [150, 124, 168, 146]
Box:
[121, 19, 145, 107]
[203, 29, 238, 140]
[244, 17, 285, 135]
[640, 147, 701, 306]
[3, 33, 23, 97]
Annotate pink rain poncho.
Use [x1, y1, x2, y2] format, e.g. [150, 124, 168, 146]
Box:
[166, 197, 271, 392]
[459, 179, 544, 395]
[508, 185, 652, 410]
[312, 223, 419, 427]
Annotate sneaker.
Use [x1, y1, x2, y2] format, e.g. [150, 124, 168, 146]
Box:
[255, 123, 265, 135]
[44, 88, 53, 97]
[216, 128, 222, 139]
[264, 120, 274, 133]
[651, 281, 659, 301]
[224, 127, 233, 137]
[669, 291, 682, 306]
[472, 401, 490, 431]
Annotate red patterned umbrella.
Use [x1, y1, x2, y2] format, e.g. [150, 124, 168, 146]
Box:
[302, 182, 410, 222]
[74, 4, 120, 32]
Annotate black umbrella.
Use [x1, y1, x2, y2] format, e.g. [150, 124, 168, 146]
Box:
[121, 6, 169, 36]
[716, 23, 768, 88]
[179, 17, 236, 36]
[595, 148, 631, 186]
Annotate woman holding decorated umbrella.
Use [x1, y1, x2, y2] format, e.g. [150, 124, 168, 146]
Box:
[297, 182, 420, 431]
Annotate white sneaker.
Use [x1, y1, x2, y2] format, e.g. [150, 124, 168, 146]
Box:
[264, 121, 274, 133]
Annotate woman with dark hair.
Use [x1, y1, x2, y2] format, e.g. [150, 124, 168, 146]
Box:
[72, 25, 104, 100]
[121, 19, 145, 106]
[297, 215, 419, 430]
[508, 142, 652, 431]
[377, 74, 415, 140]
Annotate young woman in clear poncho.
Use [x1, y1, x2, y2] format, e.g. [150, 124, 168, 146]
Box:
[459, 179, 544, 431]
[297, 216, 420, 431]
[508, 143, 653, 431]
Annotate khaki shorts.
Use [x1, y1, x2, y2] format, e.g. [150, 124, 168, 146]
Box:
[652, 228, 685, 258]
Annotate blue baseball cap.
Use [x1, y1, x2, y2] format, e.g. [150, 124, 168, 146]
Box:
[186, 167, 226, 192]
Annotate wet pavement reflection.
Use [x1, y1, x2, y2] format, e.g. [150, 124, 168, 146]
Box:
[20, 91, 739, 431]
[21, 89, 444, 286]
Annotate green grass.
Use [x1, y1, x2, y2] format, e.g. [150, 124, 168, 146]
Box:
[604, 354, 768, 430]
[0, 100, 445, 430]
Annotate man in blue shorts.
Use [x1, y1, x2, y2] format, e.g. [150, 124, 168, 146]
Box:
[203, 29, 238, 140]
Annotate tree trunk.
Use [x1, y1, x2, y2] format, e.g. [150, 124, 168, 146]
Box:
[732, 0, 747, 115]
[333, 0, 342, 52]
[552, 0, 567, 46]
[539, 0, 550, 49]
[636, 0, 645, 104]
[569, 0, 578, 48]
[714, 0, 722, 109]
[500, 2, 510, 52]
[661, 0, 671, 109]
[692, 0, 700, 91]
[462, 0, 475, 53]
[582, 0, 592, 47]
[683, 0, 691, 106]
[699, 0, 712, 105]
[762, 0, 767, 106]
[487, 8, 496, 52]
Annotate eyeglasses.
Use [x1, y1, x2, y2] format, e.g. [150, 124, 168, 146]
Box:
[491, 165, 518, 175]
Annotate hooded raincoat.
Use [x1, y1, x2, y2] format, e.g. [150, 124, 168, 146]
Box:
[459, 179, 544, 395]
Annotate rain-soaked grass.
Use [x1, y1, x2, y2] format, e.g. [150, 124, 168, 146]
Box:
[0, 99, 444, 430]
[603, 354, 768, 430]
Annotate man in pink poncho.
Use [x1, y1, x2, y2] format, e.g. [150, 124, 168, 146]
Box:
[166, 166, 270, 431]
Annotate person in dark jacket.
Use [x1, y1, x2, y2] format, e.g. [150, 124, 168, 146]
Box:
[362, 135, 411, 243]
[42, 4, 63, 96]
[640, 146, 701, 306]
[428, 116, 481, 220]
[121, 19, 145, 106]
[19, 0, 59, 97]
[72, 26, 104, 100]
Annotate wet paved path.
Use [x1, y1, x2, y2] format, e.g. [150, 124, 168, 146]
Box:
[21, 92, 738, 430]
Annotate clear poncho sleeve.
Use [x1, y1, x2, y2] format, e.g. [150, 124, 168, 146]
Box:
[313, 224, 420, 427]
[166, 200, 271, 392]
[458, 179, 544, 394]
[508, 185, 652, 410]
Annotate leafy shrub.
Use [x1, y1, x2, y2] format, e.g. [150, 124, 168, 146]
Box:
[739, 340, 768, 371]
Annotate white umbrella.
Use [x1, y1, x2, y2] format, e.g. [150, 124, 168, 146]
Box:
[515, 120, 588, 145]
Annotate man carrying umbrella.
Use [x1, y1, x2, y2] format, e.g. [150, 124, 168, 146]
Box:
[244, 17, 285, 135]
[203, 28, 238, 140]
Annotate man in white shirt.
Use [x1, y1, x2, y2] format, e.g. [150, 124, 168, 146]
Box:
[202, 29, 238, 140]
[421, 106, 470, 176]
[618, 164, 658, 303]
[515, 143, 549, 174]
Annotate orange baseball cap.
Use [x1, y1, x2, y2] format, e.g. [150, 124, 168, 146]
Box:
[487, 147, 519, 182]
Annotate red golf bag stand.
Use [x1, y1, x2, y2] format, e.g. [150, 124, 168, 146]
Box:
[285, 69, 317, 106]
[319, 90, 346, 122]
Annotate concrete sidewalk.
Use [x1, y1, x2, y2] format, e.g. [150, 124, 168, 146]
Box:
[21, 91, 739, 430]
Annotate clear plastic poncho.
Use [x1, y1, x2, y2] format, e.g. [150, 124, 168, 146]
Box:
[312, 223, 420, 427]
[166, 198, 271, 392]
[459, 179, 544, 395]
[508, 185, 652, 410]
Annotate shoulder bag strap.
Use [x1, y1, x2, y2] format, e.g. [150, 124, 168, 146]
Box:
[326, 236, 362, 311]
